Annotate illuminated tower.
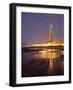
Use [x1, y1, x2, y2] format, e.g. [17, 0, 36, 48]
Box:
[48, 24, 53, 42]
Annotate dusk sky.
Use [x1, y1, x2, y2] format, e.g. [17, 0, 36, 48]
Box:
[21, 12, 64, 45]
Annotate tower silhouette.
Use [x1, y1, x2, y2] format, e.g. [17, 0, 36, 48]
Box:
[48, 24, 53, 42]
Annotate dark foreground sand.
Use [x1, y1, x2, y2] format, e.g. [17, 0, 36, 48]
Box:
[22, 55, 64, 77]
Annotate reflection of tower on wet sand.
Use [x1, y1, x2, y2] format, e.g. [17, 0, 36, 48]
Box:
[31, 49, 64, 75]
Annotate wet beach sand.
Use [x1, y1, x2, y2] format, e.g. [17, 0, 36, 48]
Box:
[22, 51, 64, 77]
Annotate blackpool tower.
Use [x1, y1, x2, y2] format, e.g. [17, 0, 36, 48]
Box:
[48, 24, 53, 42]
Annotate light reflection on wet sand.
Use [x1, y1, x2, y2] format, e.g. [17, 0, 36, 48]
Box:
[22, 49, 64, 77]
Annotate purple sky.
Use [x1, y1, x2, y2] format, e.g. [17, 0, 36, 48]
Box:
[21, 12, 64, 45]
